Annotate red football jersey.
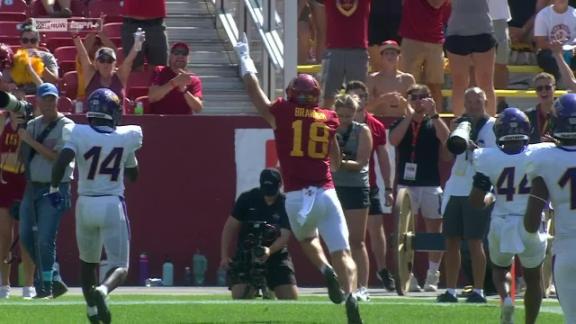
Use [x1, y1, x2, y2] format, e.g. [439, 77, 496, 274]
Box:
[364, 112, 387, 187]
[270, 98, 340, 192]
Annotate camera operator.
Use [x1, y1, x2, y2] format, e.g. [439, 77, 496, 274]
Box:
[437, 87, 496, 303]
[18, 83, 74, 299]
[220, 168, 298, 300]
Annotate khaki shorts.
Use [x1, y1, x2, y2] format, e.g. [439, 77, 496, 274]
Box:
[492, 19, 510, 65]
[400, 38, 445, 85]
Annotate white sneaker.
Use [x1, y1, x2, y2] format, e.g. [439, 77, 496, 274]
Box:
[0, 285, 10, 299]
[424, 270, 440, 292]
[22, 286, 36, 299]
[409, 273, 422, 292]
[548, 284, 556, 296]
[355, 287, 370, 302]
[500, 298, 514, 324]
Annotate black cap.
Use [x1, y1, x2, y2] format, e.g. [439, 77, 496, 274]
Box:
[259, 168, 281, 196]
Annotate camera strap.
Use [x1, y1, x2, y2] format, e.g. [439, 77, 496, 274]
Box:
[28, 116, 63, 163]
[470, 117, 488, 142]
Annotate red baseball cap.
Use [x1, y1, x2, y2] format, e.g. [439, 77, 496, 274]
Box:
[171, 42, 190, 55]
[380, 40, 400, 53]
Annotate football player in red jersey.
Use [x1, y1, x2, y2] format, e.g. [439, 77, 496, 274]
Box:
[235, 35, 363, 324]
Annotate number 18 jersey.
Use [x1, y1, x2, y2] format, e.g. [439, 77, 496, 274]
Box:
[270, 98, 339, 192]
[63, 124, 143, 197]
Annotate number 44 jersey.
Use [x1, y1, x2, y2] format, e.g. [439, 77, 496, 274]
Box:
[62, 124, 143, 197]
[270, 98, 339, 192]
[472, 143, 552, 218]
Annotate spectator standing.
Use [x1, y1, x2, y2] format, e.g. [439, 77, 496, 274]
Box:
[534, 0, 576, 82]
[321, 0, 371, 108]
[73, 31, 143, 106]
[122, 0, 168, 69]
[399, 0, 450, 110]
[437, 87, 496, 303]
[488, 0, 512, 112]
[445, 0, 497, 116]
[220, 168, 298, 300]
[366, 41, 415, 118]
[525, 72, 556, 143]
[508, 0, 549, 46]
[11, 23, 59, 96]
[367, 0, 402, 72]
[332, 94, 373, 301]
[18, 83, 74, 299]
[389, 84, 450, 293]
[345, 81, 395, 292]
[0, 109, 37, 299]
[148, 43, 203, 114]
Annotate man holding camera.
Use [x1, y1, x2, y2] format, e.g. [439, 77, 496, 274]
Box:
[18, 83, 74, 299]
[220, 168, 298, 300]
[437, 87, 496, 303]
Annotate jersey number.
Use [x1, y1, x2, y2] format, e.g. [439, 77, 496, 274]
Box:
[84, 146, 124, 181]
[558, 167, 576, 210]
[496, 167, 531, 201]
[290, 120, 330, 158]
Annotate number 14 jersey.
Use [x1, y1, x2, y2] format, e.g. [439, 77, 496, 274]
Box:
[63, 124, 143, 197]
[270, 98, 339, 192]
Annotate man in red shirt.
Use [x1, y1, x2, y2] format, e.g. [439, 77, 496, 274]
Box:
[235, 35, 363, 324]
[122, 0, 168, 69]
[321, 0, 371, 108]
[148, 43, 203, 114]
[399, 0, 451, 109]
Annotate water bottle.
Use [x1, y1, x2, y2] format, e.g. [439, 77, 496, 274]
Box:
[184, 266, 193, 286]
[139, 253, 149, 286]
[192, 250, 207, 286]
[162, 258, 174, 286]
[134, 101, 144, 115]
[216, 267, 227, 287]
[4, 0, 14, 6]
[74, 100, 83, 114]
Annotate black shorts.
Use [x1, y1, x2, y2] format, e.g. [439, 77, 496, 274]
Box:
[368, 186, 384, 215]
[122, 18, 168, 68]
[444, 33, 497, 56]
[368, 12, 402, 46]
[228, 252, 296, 290]
[335, 186, 370, 210]
[442, 196, 491, 240]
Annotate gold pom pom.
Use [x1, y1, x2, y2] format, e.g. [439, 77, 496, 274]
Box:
[10, 49, 45, 85]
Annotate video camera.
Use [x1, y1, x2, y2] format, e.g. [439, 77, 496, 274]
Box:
[447, 116, 472, 155]
[231, 221, 280, 294]
[0, 91, 34, 127]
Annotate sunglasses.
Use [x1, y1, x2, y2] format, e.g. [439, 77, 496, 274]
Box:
[97, 57, 115, 64]
[536, 85, 553, 92]
[21, 37, 38, 44]
[408, 93, 429, 101]
[171, 49, 188, 56]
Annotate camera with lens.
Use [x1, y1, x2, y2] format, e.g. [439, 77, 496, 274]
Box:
[231, 221, 280, 292]
[0, 91, 34, 127]
[447, 116, 472, 155]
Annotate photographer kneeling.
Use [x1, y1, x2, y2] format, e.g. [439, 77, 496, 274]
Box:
[220, 168, 298, 300]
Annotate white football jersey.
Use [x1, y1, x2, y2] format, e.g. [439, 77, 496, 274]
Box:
[473, 144, 551, 218]
[527, 143, 576, 242]
[63, 124, 143, 196]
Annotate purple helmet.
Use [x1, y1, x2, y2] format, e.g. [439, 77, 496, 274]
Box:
[494, 107, 531, 143]
[87, 88, 122, 126]
[552, 93, 576, 140]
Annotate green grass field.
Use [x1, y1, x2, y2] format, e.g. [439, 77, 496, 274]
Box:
[0, 292, 564, 323]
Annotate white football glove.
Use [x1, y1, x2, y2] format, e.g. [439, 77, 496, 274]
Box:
[234, 33, 257, 77]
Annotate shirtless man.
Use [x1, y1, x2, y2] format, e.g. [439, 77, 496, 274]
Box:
[366, 40, 415, 118]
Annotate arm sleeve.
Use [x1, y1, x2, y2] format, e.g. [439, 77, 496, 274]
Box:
[55, 119, 75, 152]
[231, 193, 248, 221]
[125, 152, 138, 168]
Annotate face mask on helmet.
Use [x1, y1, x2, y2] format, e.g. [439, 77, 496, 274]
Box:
[494, 108, 530, 152]
[552, 94, 576, 141]
[86, 88, 122, 127]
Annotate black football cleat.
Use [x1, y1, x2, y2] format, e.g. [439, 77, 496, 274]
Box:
[323, 266, 344, 304]
[377, 268, 396, 292]
[93, 287, 111, 324]
[345, 293, 363, 324]
[52, 280, 68, 299]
